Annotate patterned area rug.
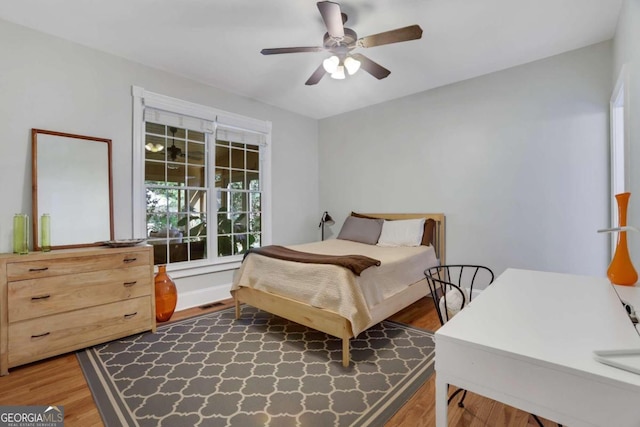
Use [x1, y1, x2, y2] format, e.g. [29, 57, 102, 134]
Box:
[77, 306, 435, 427]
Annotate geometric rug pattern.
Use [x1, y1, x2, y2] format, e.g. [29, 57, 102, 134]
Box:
[77, 306, 435, 427]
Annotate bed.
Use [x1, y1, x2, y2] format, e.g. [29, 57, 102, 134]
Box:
[231, 213, 445, 366]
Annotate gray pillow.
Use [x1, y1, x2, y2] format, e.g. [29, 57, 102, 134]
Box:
[336, 216, 384, 245]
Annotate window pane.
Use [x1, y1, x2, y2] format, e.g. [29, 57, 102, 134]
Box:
[234, 234, 248, 255]
[218, 213, 231, 234]
[188, 130, 205, 143]
[173, 189, 188, 213]
[188, 189, 207, 213]
[145, 134, 166, 160]
[218, 190, 229, 213]
[169, 241, 188, 263]
[231, 148, 245, 169]
[246, 150, 259, 171]
[234, 214, 248, 233]
[230, 170, 244, 189]
[249, 233, 261, 248]
[147, 192, 167, 234]
[187, 141, 205, 166]
[187, 165, 206, 187]
[146, 122, 165, 135]
[172, 127, 186, 139]
[249, 213, 261, 232]
[216, 168, 230, 188]
[184, 211, 206, 238]
[167, 189, 181, 212]
[167, 164, 186, 186]
[246, 172, 259, 191]
[190, 238, 206, 260]
[218, 235, 233, 256]
[216, 146, 230, 167]
[231, 192, 246, 214]
[167, 138, 186, 163]
[145, 161, 165, 182]
[152, 243, 168, 265]
[173, 213, 188, 236]
[249, 192, 261, 212]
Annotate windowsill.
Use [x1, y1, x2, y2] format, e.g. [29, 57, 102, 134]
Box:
[160, 255, 243, 279]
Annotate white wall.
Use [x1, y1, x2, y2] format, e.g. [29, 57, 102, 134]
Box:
[613, 0, 640, 269]
[319, 42, 612, 280]
[0, 19, 319, 309]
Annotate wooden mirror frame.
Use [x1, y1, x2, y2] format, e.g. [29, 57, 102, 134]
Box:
[31, 129, 114, 250]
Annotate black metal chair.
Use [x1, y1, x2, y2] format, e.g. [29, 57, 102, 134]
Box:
[425, 264, 494, 408]
[425, 264, 493, 326]
[425, 265, 560, 427]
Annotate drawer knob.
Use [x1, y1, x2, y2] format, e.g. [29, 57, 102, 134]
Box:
[31, 332, 50, 339]
[28, 267, 49, 272]
[31, 294, 51, 301]
[123, 281, 137, 287]
[123, 257, 137, 263]
[124, 312, 138, 319]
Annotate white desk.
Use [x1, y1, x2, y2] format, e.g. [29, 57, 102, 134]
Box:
[435, 269, 640, 427]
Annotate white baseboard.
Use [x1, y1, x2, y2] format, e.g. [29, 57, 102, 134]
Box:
[175, 282, 233, 311]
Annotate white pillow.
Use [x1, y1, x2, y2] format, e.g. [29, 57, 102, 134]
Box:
[438, 287, 470, 322]
[377, 218, 426, 247]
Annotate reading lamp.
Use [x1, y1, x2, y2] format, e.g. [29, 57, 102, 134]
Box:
[319, 211, 335, 241]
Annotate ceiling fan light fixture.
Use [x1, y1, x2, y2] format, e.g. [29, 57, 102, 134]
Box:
[344, 56, 361, 75]
[322, 55, 340, 73]
[145, 142, 164, 152]
[331, 65, 346, 80]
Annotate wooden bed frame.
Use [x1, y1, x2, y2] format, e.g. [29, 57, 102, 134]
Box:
[233, 213, 445, 367]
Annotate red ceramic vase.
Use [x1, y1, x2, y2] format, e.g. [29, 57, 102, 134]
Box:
[155, 265, 177, 321]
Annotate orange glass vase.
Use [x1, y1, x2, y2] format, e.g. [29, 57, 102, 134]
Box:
[607, 192, 638, 286]
[155, 265, 177, 322]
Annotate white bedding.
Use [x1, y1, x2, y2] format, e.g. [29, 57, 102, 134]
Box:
[231, 239, 439, 336]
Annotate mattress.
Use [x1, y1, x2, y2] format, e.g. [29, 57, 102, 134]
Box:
[231, 239, 439, 336]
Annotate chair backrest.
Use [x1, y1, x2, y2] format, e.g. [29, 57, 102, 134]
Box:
[424, 265, 494, 326]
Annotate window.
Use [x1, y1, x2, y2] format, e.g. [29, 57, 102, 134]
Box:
[215, 129, 263, 256]
[145, 123, 208, 264]
[610, 67, 629, 254]
[132, 87, 271, 271]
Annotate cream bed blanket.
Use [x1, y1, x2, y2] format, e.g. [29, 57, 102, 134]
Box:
[231, 239, 438, 336]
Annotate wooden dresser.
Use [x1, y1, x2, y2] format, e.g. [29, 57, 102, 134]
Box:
[0, 245, 156, 375]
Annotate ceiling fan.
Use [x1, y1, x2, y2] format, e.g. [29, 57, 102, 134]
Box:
[260, 1, 423, 85]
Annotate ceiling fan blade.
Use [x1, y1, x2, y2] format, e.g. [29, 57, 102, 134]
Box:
[350, 53, 390, 80]
[358, 25, 423, 48]
[261, 47, 325, 55]
[317, 1, 344, 38]
[305, 64, 326, 85]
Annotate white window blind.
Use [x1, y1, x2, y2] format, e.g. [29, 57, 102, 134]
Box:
[144, 108, 214, 134]
[216, 125, 267, 147]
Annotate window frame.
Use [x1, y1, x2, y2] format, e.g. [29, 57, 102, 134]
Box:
[132, 86, 272, 278]
[610, 67, 630, 256]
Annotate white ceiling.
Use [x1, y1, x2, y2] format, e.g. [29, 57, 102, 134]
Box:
[0, 0, 623, 119]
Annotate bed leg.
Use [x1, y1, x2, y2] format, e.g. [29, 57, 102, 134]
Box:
[342, 337, 350, 367]
[235, 297, 241, 319]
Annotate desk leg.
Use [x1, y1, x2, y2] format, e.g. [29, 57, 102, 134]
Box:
[435, 375, 448, 427]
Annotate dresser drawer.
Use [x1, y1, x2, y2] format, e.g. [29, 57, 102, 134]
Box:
[6, 250, 150, 281]
[7, 296, 153, 368]
[8, 265, 152, 323]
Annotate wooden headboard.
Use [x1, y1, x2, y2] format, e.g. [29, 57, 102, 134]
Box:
[357, 213, 446, 266]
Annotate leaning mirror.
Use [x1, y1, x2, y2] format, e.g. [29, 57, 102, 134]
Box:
[32, 129, 114, 250]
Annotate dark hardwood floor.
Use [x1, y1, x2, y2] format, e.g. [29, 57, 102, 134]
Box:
[0, 297, 557, 426]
